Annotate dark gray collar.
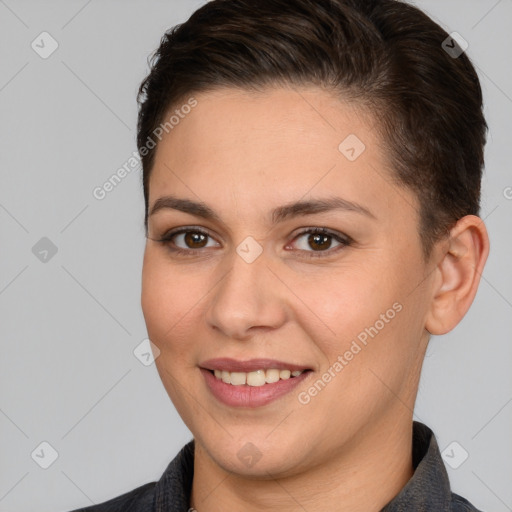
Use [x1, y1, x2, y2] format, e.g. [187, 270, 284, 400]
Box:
[381, 421, 452, 511]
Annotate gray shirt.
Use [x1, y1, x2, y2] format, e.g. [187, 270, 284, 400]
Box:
[67, 421, 483, 511]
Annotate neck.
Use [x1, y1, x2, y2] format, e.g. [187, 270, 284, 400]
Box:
[190, 417, 414, 512]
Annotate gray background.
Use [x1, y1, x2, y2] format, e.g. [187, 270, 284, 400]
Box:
[0, 1, 510, 511]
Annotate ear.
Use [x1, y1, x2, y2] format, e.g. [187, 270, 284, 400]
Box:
[425, 215, 490, 335]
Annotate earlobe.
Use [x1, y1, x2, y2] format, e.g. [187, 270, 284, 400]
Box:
[425, 215, 490, 335]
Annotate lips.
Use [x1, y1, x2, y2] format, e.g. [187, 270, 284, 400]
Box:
[200, 357, 312, 373]
[199, 358, 314, 408]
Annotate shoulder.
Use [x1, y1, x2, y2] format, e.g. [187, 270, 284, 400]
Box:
[65, 481, 156, 511]
[64, 439, 195, 512]
[451, 492, 485, 512]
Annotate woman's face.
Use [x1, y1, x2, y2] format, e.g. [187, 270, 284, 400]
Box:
[141, 86, 434, 476]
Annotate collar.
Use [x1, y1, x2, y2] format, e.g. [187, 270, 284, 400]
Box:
[154, 421, 454, 512]
[381, 421, 452, 511]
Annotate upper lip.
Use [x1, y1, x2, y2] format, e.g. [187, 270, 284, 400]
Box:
[200, 358, 312, 373]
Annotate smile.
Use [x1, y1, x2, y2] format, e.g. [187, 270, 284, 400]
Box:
[212, 368, 305, 386]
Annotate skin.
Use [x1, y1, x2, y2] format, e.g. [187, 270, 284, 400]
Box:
[141, 86, 489, 511]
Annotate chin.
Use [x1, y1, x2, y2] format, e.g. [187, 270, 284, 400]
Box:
[197, 431, 313, 479]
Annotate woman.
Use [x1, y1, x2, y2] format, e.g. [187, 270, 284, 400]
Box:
[70, 0, 489, 510]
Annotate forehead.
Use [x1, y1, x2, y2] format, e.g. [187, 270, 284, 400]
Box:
[157, 87, 375, 168]
[149, 86, 418, 226]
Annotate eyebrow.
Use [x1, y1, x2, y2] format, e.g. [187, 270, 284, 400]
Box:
[149, 194, 375, 224]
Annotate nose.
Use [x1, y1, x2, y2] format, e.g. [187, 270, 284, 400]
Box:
[205, 247, 288, 341]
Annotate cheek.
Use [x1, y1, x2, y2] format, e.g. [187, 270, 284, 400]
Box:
[296, 256, 425, 389]
[296, 263, 396, 349]
[141, 249, 203, 359]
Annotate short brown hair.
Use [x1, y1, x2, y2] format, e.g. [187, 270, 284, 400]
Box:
[137, 0, 487, 257]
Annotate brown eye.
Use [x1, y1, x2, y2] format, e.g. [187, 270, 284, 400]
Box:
[290, 228, 352, 257]
[307, 233, 332, 251]
[183, 231, 208, 248]
[156, 227, 220, 254]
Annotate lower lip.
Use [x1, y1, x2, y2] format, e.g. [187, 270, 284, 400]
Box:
[200, 368, 311, 408]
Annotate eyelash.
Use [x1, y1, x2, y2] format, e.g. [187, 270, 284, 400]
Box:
[154, 226, 352, 259]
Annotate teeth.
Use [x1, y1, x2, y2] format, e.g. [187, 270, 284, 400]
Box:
[212, 368, 306, 386]
[280, 370, 291, 380]
[230, 372, 247, 385]
[247, 370, 266, 386]
[265, 369, 280, 383]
